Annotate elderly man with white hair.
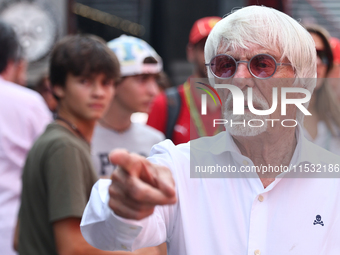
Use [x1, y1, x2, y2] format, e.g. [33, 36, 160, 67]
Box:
[80, 6, 340, 255]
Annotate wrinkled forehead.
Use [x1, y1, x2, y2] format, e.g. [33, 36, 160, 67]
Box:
[216, 41, 283, 61]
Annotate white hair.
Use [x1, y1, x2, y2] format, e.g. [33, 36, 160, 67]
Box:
[205, 5, 317, 123]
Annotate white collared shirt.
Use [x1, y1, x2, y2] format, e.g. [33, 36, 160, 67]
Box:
[0, 77, 52, 255]
[81, 125, 340, 255]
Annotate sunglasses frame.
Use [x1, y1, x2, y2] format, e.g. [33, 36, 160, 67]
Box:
[205, 53, 292, 80]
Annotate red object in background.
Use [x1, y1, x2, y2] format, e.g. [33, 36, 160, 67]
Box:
[147, 84, 191, 145]
[147, 80, 222, 145]
[330, 37, 340, 65]
[189, 17, 222, 45]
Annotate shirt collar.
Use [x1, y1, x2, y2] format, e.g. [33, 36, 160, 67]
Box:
[209, 123, 321, 166]
[209, 129, 241, 155]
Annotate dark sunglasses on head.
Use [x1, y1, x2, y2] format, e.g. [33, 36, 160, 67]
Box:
[316, 50, 329, 65]
[205, 53, 292, 79]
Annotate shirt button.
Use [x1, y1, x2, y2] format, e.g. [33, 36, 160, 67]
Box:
[242, 160, 249, 166]
[254, 249, 261, 255]
[258, 195, 264, 202]
[121, 244, 128, 250]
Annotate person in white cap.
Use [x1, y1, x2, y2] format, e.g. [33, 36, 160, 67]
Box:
[91, 35, 165, 178]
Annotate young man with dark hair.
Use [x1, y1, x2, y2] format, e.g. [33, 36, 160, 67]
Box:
[18, 34, 158, 255]
[91, 35, 165, 177]
[0, 20, 51, 255]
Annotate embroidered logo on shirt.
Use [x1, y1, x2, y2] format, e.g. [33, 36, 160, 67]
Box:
[313, 215, 324, 226]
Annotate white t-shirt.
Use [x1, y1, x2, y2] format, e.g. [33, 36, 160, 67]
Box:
[81, 126, 340, 255]
[91, 123, 165, 176]
[0, 77, 52, 255]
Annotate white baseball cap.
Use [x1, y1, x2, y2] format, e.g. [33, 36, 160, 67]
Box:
[107, 35, 163, 77]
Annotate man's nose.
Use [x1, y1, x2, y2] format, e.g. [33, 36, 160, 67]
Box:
[232, 62, 254, 90]
[233, 62, 253, 79]
[92, 81, 107, 97]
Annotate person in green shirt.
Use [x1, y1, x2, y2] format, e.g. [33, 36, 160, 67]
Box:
[17, 34, 161, 255]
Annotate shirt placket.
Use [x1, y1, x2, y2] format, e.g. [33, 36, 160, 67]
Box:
[247, 190, 269, 255]
[243, 160, 280, 255]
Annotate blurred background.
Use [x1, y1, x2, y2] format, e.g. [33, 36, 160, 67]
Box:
[0, 0, 340, 87]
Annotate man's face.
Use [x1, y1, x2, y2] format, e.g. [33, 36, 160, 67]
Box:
[114, 74, 159, 113]
[215, 43, 296, 136]
[55, 73, 115, 121]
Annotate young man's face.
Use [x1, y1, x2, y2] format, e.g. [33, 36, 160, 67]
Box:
[55, 72, 115, 121]
[114, 74, 159, 113]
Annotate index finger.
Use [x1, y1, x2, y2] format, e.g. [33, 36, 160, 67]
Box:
[110, 149, 177, 202]
[109, 149, 144, 176]
[127, 175, 177, 206]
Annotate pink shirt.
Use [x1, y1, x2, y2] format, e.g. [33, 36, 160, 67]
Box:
[0, 76, 52, 255]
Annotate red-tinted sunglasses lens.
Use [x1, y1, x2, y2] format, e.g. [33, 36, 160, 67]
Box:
[249, 54, 277, 78]
[210, 55, 236, 78]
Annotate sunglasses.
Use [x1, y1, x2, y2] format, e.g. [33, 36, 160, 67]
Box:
[205, 53, 292, 79]
[316, 50, 329, 65]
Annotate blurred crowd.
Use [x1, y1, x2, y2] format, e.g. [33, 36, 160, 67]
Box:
[1, 7, 340, 255]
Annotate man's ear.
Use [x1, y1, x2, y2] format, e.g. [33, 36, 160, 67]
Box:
[53, 85, 65, 99]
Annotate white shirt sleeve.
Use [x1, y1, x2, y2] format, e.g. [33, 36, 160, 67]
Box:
[81, 140, 179, 251]
[80, 179, 174, 251]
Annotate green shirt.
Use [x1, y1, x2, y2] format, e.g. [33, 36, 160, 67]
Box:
[19, 123, 98, 255]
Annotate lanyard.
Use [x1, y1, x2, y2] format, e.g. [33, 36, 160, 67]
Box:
[183, 80, 222, 137]
[56, 116, 90, 145]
